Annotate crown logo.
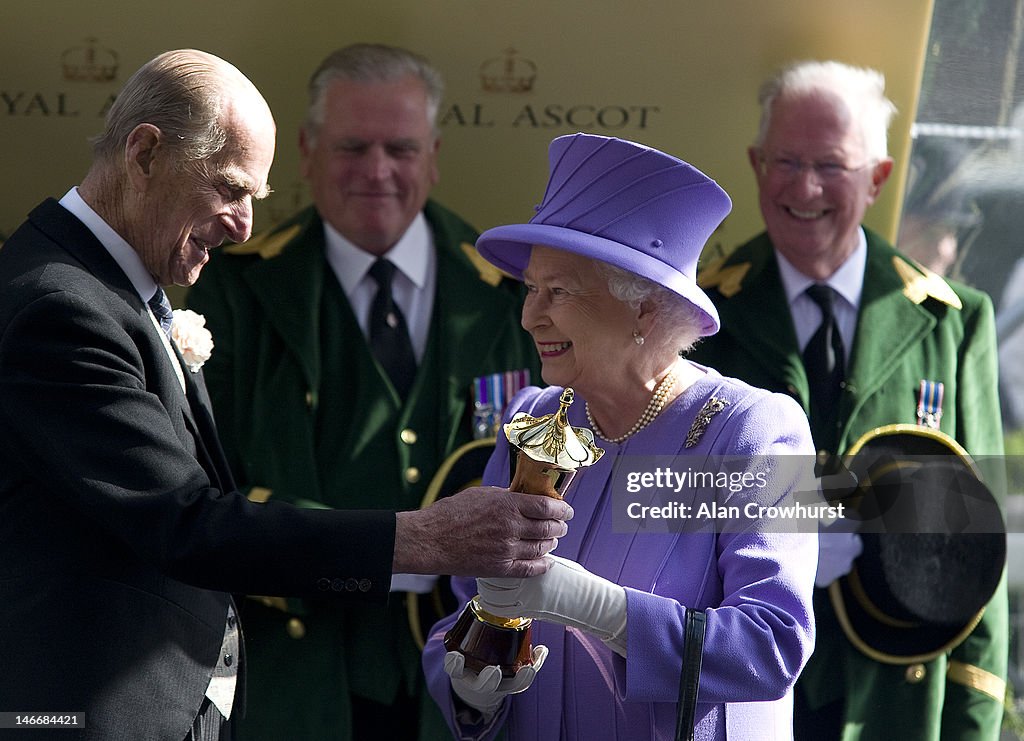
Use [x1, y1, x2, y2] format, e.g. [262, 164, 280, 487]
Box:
[61, 38, 119, 83]
[480, 48, 536, 93]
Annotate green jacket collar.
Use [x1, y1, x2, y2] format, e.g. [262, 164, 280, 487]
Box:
[234, 202, 517, 409]
[846, 231, 937, 402]
[704, 229, 941, 410]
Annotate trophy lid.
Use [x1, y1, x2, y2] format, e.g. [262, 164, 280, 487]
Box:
[504, 388, 604, 470]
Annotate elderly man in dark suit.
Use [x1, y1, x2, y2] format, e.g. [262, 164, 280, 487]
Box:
[0, 48, 570, 741]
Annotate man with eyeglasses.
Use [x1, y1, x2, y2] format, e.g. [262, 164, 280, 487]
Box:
[690, 60, 1006, 740]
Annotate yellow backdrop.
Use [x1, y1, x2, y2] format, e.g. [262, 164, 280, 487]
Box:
[2, 0, 933, 286]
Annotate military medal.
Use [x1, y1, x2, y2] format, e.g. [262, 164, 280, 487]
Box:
[916, 379, 944, 429]
[472, 369, 531, 439]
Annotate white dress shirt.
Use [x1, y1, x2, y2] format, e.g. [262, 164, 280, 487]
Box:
[323, 212, 436, 363]
[775, 228, 867, 371]
[322, 213, 439, 594]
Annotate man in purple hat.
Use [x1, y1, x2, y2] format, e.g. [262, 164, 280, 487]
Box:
[423, 132, 819, 740]
[690, 60, 1007, 740]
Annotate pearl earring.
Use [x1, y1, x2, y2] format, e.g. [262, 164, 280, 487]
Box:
[633, 331, 645, 346]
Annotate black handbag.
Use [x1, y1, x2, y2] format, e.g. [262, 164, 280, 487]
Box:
[675, 607, 707, 741]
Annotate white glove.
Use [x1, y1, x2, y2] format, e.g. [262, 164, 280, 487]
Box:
[389, 573, 439, 593]
[444, 646, 548, 720]
[477, 554, 628, 656]
[813, 470, 862, 587]
[815, 520, 862, 587]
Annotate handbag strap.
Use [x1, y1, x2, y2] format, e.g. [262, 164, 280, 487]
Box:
[675, 607, 707, 741]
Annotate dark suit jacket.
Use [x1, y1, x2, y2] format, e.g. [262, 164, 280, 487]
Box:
[0, 199, 396, 740]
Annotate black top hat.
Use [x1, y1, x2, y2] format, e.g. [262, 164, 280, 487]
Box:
[407, 437, 497, 650]
[829, 424, 1006, 664]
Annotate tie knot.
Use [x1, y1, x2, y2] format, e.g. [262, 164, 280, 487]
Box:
[805, 283, 836, 315]
[368, 258, 397, 288]
[148, 287, 174, 337]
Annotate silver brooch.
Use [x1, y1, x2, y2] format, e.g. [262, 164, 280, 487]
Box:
[684, 397, 729, 448]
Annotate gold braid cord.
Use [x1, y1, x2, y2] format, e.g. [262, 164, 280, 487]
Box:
[946, 660, 1006, 703]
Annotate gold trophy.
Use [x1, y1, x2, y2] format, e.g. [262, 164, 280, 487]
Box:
[443, 388, 604, 677]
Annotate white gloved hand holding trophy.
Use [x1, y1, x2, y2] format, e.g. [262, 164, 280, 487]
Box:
[443, 645, 548, 719]
[477, 555, 628, 656]
[443, 388, 606, 710]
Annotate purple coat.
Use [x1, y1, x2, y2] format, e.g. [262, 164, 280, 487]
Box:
[424, 365, 817, 740]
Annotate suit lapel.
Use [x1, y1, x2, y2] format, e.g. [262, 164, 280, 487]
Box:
[181, 366, 236, 492]
[240, 213, 325, 396]
[31, 200, 193, 405]
[714, 237, 809, 407]
[29, 199, 144, 315]
[842, 233, 936, 433]
[30, 199, 235, 490]
[430, 244, 521, 447]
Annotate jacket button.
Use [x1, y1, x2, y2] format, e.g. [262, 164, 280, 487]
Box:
[905, 664, 926, 683]
[287, 618, 306, 639]
[358, 579, 372, 592]
[345, 578, 359, 592]
[401, 428, 418, 445]
[317, 578, 330, 591]
[331, 578, 345, 592]
[405, 467, 421, 484]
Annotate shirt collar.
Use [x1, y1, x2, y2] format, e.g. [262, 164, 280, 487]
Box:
[58, 186, 160, 303]
[323, 212, 431, 293]
[775, 227, 867, 310]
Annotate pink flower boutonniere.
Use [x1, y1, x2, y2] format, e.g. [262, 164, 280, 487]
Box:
[170, 309, 214, 372]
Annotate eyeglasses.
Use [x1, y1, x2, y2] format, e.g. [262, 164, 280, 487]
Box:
[759, 154, 875, 182]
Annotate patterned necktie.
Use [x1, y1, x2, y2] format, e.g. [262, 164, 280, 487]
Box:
[803, 283, 845, 453]
[368, 259, 417, 400]
[148, 286, 174, 340]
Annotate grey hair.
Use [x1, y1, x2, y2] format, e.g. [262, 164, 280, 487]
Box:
[596, 262, 704, 354]
[304, 43, 444, 142]
[90, 49, 236, 165]
[753, 60, 897, 161]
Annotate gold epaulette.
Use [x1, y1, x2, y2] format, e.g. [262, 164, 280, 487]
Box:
[224, 224, 302, 260]
[461, 242, 511, 287]
[893, 256, 963, 310]
[697, 256, 750, 298]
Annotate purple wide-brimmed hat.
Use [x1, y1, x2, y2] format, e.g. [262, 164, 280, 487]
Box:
[476, 133, 732, 336]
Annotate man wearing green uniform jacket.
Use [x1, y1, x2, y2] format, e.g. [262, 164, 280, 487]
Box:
[688, 60, 1007, 740]
[187, 44, 538, 741]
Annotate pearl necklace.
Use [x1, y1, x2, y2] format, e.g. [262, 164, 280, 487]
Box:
[585, 370, 677, 444]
